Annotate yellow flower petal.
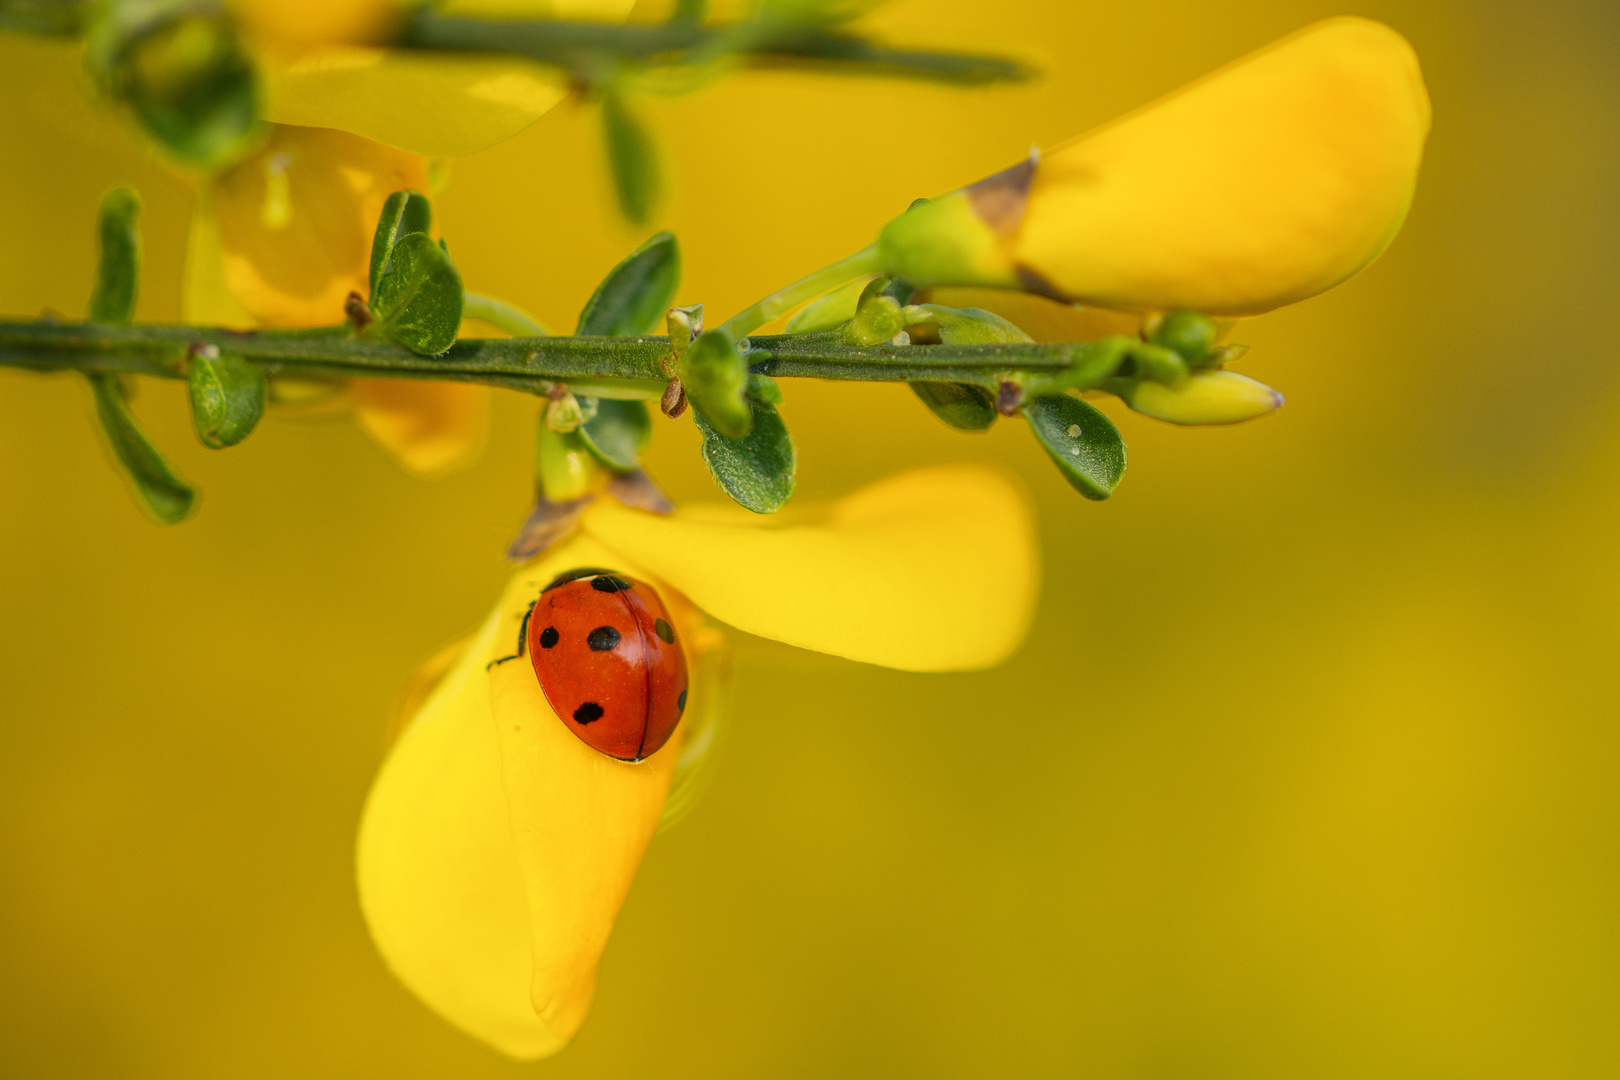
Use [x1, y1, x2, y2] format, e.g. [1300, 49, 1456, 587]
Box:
[182, 191, 258, 328]
[351, 379, 491, 474]
[259, 0, 637, 157]
[358, 535, 728, 1060]
[879, 18, 1430, 317]
[583, 464, 1039, 672]
[209, 123, 428, 326]
[1016, 17, 1430, 315]
[229, 0, 403, 49]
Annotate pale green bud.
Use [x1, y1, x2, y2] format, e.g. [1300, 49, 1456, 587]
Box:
[1119, 370, 1284, 425]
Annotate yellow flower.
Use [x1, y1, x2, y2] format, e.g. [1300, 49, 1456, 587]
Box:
[359, 465, 1037, 1058]
[236, 0, 638, 158]
[184, 123, 489, 473]
[877, 17, 1431, 316]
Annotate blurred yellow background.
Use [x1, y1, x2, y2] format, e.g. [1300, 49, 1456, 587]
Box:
[3, 0, 1619, 1075]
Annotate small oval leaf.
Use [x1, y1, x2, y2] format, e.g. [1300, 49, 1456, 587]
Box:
[372, 231, 464, 355]
[369, 189, 433, 298]
[576, 232, 680, 336]
[578, 398, 652, 472]
[89, 187, 140, 324]
[1024, 394, 1126, 500]
[910, 381, 997, 431]
[695, 401, 796, 513]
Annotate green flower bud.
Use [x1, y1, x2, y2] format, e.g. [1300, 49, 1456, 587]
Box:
[535, 423, 603, 501]
[545, 392, 588, 433]
[875, 192, 1020, 291]
[1126, 342, 1189, 385]
[845, 280, 905, 346]
[1117, 369, 1284, 425]
[1149, 310, 1218, 366]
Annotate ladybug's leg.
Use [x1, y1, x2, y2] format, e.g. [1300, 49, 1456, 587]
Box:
[517, 599, 536, 657]
[486, 598, 539, 670]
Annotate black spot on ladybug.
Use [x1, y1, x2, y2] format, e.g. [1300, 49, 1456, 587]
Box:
[574, 702, 604, 724]
[590, 575, 633, 593]
[677, 689, 687, 713]
[654, 618, 674, 644]
[587, 626, 621, 651]
[538, 626, 559, 649]
[544, 567, 616, 592]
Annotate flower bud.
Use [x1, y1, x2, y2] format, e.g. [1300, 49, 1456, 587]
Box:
[1118, 370, 1284, 425]
[536, 424, 606, 501]
[1149, 310, 1217, 365]
[872, 18, 1429, 316]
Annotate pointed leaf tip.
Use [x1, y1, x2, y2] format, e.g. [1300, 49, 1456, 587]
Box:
[1024, 394, 1126, 500]
[575, 232, 681, 337]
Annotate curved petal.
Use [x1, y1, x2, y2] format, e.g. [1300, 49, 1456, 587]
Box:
[877, 18, 1429, 317]
[351, 379, 491, 474]
[583, 464, 1039, 672]
[263, 50, 572, 159]
[259, 0, 637, 157]
[1015, 17, 1431, 315]
[357, 535, 727, 1059]
[209, 124, 428, 326]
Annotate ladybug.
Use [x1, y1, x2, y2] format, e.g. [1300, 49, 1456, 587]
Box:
[522, 567, 689, 762]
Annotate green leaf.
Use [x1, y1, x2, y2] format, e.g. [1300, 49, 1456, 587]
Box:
[910, 381, 996, 431]
[576, 231, 680, 336]
[678, 330, 751, 438]
[89, 187, 140, 323]
[695, 400, 796, 514]
[1024, 394, 1126, 500]
[368, 189, 433, 299]
[87, 373, 195, 523]
[602, 90, 660, 226]
[372, 232, 464, 355]
[187, 348, 265, 448]
[578, 398, 652, 472]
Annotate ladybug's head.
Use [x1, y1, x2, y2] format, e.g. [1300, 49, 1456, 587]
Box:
[542, 567, 630, 593]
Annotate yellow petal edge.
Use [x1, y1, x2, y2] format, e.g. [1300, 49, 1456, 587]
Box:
[259, 0, 638, 158]
[878, 17, 1431, 317]
[584, 464, 1040, 672]
[1017, 17, 1431, 315]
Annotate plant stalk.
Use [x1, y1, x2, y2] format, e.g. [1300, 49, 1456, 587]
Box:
[0, 318, 1110, 396]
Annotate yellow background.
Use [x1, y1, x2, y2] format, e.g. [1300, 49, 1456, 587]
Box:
[3, 0, 1618, 1075]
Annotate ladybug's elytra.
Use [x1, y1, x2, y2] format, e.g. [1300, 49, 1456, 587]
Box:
[524, 568, 689, 762]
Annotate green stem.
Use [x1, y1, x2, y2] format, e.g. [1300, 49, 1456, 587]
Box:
[462, 292, 550, 337]
[0, 318, 1121, 395]
[717, 245, 884, 342]
[403, 14, 1032, 86]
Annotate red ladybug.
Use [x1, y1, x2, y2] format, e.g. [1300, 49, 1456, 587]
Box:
[524, 568, 689, 762]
